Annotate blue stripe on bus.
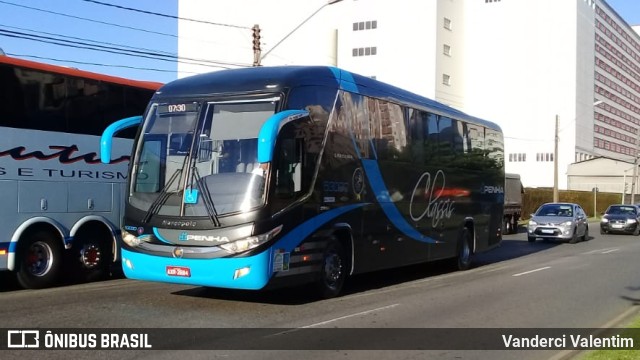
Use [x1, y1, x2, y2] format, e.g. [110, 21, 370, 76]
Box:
[257, 110, 309, 163]
[326, 67, 434, 244]
[361, 159, 437, 244]
[152, 227, 175, 244]
[329, 67, 358, 93]
[273, 203, 368, 252]
[122, 204, 367, 289]
[0, 242, 11, 252]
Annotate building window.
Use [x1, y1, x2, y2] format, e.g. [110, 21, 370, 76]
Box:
[444, 17, 452, 30]
[352, 47, 377, 57]
[509, 153, 527, 162]
[443, 74, 451, 86]
[443, 44, 451, 56]
[353, 20, 378, 31]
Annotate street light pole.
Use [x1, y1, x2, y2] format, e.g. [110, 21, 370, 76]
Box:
[631, 126, 640, 204]
[632, 153, 639, 204]
[259, 0, 343, 64]
[553, 114, 559, 202]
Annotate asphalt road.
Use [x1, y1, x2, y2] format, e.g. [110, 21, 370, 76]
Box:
[2, 225, 640, 360]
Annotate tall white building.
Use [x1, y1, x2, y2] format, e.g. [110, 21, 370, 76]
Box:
[178, 0, 640, 190]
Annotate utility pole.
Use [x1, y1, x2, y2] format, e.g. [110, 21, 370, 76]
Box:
[632, 140, 639, 204]
[252, 24, 261, 66]
[553, 115, 559, 202]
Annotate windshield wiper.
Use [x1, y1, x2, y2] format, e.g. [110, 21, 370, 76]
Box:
[142, 167, 183, 224]
[191, 166, 221, 227]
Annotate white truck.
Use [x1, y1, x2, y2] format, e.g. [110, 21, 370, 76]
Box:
[504, 173, 523, 234]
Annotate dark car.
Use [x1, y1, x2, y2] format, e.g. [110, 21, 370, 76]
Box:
[527, 202, 589, 243]
[600, 204, 640, 235]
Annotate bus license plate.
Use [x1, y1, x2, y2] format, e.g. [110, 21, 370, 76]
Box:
[166, 266, 191, 277]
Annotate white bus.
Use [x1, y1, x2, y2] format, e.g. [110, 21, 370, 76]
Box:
[0, 55, 161, 289]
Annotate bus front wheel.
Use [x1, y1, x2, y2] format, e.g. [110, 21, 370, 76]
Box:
[16, 231, 63, 289]
[316, 238, 347, 299]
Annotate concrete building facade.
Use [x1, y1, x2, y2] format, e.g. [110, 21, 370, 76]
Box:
[177, 0, 640, 191]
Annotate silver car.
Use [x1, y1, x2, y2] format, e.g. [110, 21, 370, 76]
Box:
[527, 202, 589, 244]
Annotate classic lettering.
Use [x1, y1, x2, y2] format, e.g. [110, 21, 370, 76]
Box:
[409, 170, 455, 227]
[0, 145, 129, 164]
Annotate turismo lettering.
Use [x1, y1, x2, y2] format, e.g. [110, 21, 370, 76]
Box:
[0, 167, 127, 180]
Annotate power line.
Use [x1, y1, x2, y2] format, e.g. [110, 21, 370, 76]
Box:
[6, 52, 201, 74]
[0, 28, 251, 69]
[0, 0, 252, 50]
[2, 24, 176, 57]
[0, 0, 173, 38]
[81, 0, 250, 29]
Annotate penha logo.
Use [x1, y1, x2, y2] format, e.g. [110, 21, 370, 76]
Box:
[0, 145, 129, 164]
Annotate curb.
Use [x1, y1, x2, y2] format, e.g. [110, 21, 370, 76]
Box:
[548, 305, 640, 360]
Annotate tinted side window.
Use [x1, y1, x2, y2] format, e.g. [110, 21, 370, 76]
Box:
[0, 63, 154, 138]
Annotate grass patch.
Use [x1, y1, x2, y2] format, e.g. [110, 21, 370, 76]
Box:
[578, 315, 640, 360]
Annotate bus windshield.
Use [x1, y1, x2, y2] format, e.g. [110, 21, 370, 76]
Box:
[129, 100, 277, 218]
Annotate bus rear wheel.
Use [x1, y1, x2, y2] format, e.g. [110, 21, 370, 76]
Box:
[316, 239, 346, 299]
[73, 236, 112, 282]
[16, 231, 62, 289]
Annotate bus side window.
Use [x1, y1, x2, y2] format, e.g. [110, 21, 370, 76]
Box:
[275, 138, 303, 199]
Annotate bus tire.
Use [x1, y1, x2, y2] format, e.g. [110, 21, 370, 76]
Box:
[504, 218, 512, 235]
[16, 231, 63, 289]
[73, 235, 112, 282]
[455, 228, 472, 271]
[316, 238, 346, 299]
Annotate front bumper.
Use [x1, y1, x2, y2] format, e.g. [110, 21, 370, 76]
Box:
[527, 226, 574, 239]
[600, 222, 637, 234]
[121, 248, 273, 290]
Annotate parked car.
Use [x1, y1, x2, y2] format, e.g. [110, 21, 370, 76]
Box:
[600, 204, 640, 235]
[527, 202, 589, 244]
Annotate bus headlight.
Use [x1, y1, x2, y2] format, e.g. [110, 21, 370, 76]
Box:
[121, 230, 142, 247]
[220, 225, 283, 254]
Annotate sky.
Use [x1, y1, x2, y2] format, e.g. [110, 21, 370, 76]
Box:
[1, 0, 640, 84]
[0, 0, 179, 83]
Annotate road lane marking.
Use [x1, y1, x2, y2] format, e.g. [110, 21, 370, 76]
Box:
[582, 247, 618, 255]
[300, 303, 400, 328]
[512, 266, 551, 277]
[478, 265, 511, 274]
[601, 248, 620, 254]
[267, 304, 400, 336]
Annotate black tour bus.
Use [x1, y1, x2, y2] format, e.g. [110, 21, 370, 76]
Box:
[101, 66, 504, 298]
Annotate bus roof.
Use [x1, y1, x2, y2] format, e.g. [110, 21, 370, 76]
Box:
[156, 66, 500, 131]
[0, 55, 163, 90]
